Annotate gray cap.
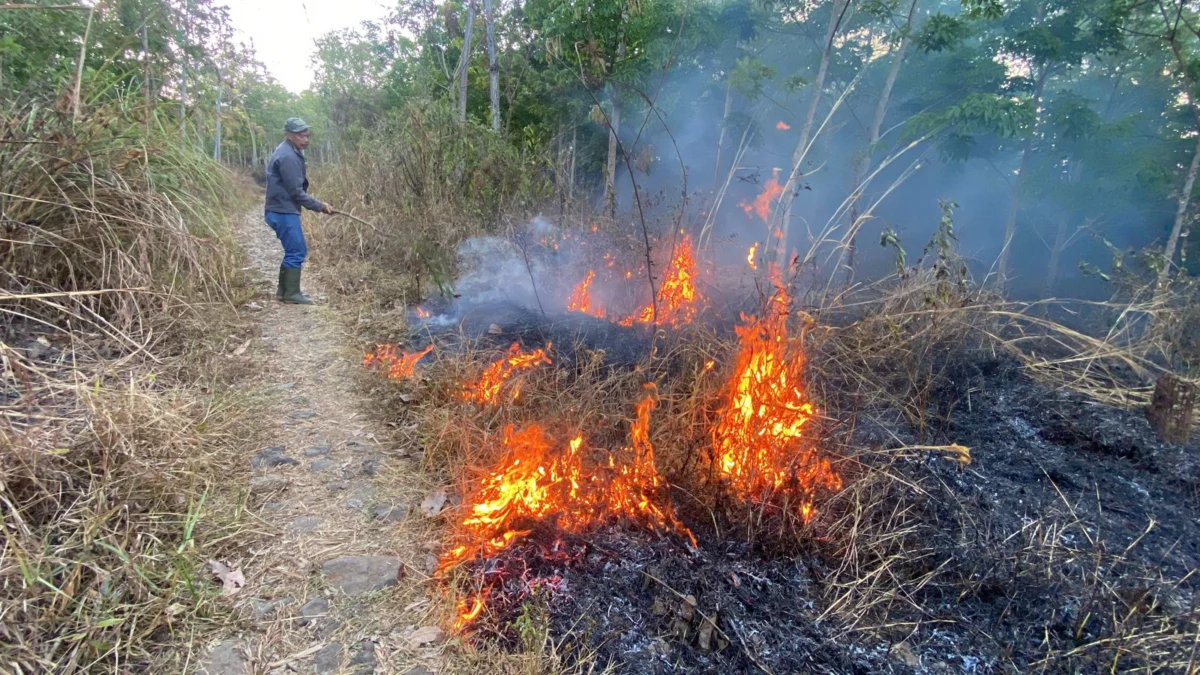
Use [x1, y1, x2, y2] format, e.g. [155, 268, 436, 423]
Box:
[284, 117, 309, 133]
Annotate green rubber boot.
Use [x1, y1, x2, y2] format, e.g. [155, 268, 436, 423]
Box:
[276, 265, 285, 300]
[280, 266, 313, 305]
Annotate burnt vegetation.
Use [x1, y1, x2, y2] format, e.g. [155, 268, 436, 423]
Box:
[8, 0, 1200, 672]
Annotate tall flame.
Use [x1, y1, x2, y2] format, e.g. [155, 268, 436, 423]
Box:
[620, 235, 704, 328]
[461, 343, 551, 404]
[710, 270, 841, 520]
[747, 243, 759, 270]
[566, 269, 607, 319]
[440, 390, 693, 628]
[363, 344, 433, 380]
[740, 168, 784, 224]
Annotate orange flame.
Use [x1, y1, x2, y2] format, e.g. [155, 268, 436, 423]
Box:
[747, 243, 758, 270]
[620, 236, 704, 328]
[776, 121, 791, 130]
[416, 306, 431, 319]
[710, 270, 841, 520]
[566, 270, 607, 319]
[440, 391, 694, 628]
[739, 168, 784, 224]
[461, 343, 551, 404]
[363, 344, 433, 380]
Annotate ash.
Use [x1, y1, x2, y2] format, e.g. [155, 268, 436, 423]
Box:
[514, 359, 1200, 674]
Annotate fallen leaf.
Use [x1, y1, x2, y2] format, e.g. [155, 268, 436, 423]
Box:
[487, 324, 503, 335]
[698, 617, 716, 651]
[680, 594, 697, 622]
[407, 625, 443, 646]
[420, 489, 448, 518]
[208, 559, 246, 596]
[232, 339, 251, 356]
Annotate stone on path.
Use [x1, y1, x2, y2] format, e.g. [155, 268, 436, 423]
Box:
[248, 474, 289, 495]
[310, 459, 336, 473]
[250, 597, 291, 621]
[304, 445, 331, 457]
[350, 639, 378, 673]
[298, 598, 331, 626]
[285, 516, 322, 535]
[327, 480, 350, 492]
[373, 503, 407, 523]
[199, 639, 248, 675]
[361, 457, 381, 477]
[313, 642, 343, 674]
[404, 667, 434, 675]
[291, 409, 317, 419]
[252, 446, 299, 469]
[346, 484, 375, 510]
[321, 556, 401, 596]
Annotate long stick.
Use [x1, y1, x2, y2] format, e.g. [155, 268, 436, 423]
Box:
[332, 210, 378, 231]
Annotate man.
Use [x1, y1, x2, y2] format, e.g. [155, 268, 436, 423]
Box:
[264, 117, 335, 304]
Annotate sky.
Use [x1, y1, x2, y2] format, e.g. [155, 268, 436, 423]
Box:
[226, 0, 391, 92]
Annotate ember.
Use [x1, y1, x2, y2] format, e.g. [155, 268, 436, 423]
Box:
[710, 271, 842, 520]
[439, 390, 694, 629]
[461, 343, 551, 404]
[415, 306, 431, 319]
[362, 344, 433, 380]
[776, 120, 791, 130]
[740, 167, 784, 224]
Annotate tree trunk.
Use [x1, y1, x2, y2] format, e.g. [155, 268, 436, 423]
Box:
[1159, 132, 1200, 287]
[212, 67, 222, 161]
[713, 81, 733, 183]
[457, 0, 476, 123]
[569, 125, 577, 201]
[1045, 159, 1084, 294]
[603, 81, 622, 220]
[249, 117, 258, 168]
[996, 67, 1048, 287]
[485, 0, 499, 132]
[141, 7, 151, 107]
[73, 5, 94, 124]
[180, 0, 189, 142]
[777, 0, 848, 267]
[845, 0, 917, 279]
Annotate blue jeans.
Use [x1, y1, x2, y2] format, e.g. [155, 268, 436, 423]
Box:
[264, 211, 307, 268]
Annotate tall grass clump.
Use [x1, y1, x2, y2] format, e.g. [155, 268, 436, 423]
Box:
[1, 97, 259, 671]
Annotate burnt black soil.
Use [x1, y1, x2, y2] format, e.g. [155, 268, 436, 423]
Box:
[523, 359, 1200, 674]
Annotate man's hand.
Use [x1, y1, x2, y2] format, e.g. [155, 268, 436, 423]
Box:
[322, 203, 336, 215]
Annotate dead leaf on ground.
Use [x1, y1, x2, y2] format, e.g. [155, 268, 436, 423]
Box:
[487, 323, 503, 335]
[406, 625, 443, 646]
[420, 489, 448, 518]
[208, 559, 246, 596]
[891, 641, 920, 667]
[232, 339, 251, 356]
[698, 616, 716, 651]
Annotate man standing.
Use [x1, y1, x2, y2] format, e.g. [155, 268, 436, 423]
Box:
[264, 117, 335, 305]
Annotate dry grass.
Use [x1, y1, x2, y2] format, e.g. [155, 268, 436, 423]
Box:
[1, 100, 264, 671]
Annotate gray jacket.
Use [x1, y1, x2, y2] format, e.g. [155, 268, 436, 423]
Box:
[265, 140, 325, 214]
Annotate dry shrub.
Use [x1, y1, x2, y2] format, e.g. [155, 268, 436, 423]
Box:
[1, 101, 240, 335]
[1, 99, 257, 671]
[309, 100, 555, 313]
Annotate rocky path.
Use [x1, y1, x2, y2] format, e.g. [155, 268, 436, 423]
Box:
[197, 211, 445, 675]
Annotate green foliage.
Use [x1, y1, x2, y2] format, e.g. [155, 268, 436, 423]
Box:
[729, 56, 776, 100]
[917, 14, 970, 52]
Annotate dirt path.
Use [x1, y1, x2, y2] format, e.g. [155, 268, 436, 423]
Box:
[197, 211, 445, 675]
